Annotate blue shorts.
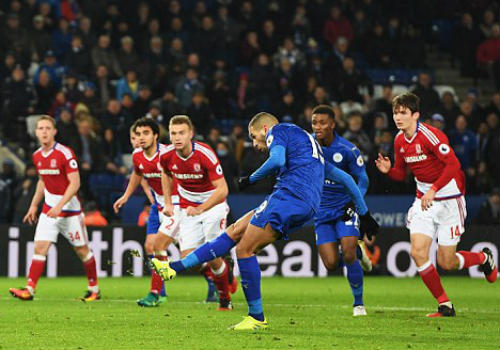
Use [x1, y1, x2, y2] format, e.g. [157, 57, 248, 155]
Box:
[314, 214, 360, 246]
[250, 188, 315, 240]
[146, 204, 160, 234]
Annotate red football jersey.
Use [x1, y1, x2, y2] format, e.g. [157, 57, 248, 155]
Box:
[389, 122, 465, 200]
[132, 143, 179, 208]
[159, 142, 225, 208]
[32, 142, 81, 216]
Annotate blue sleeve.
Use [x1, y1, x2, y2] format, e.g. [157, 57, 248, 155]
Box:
[346, 147, 369, 196]
[324, 162, 368, 215]
[249, 145, 286, 183]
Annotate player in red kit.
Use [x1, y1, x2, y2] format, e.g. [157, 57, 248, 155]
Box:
[114, 118, 181, 307]
[9, 116, 100, 301]
[159, 115, 237, 310]
[376, 93, 497, 317]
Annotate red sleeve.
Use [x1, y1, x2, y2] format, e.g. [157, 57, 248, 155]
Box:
[387, 137, 407, 181]
[426, 131, 461, 192]
[201, 152, 224, 182]
[63, 150, 79, 175]
[132, 153, 142, 175]
[158, 151, 170, 174]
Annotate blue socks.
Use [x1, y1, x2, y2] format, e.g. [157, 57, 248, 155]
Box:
[170, 233, 236, 272]
[345, 259, 364, 306]
[238, 256, 264, 321]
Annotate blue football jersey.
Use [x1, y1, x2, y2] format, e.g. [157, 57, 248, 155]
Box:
[315, 132, 366, 223]
[265, 123, 325, 211]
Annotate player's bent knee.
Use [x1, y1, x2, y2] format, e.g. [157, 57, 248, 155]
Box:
[343, 250, 356, 265]
[144, 241, 154, 255]
[437, 256, 458, 271]
[235, 243, 252, 258]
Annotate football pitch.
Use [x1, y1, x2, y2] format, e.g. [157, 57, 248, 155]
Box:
[0, 276, 498, 350]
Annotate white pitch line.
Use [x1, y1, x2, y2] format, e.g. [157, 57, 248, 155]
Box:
[1, 297, 498, 314]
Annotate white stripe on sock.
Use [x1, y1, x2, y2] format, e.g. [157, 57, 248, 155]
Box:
[455, 252, 465, 270]
[417, 260, 432, 272]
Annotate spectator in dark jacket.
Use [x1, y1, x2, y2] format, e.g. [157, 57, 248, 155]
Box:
[411, 72, 441, 119]
[65, 36, 91, 78]
[475, 188, 500, 225]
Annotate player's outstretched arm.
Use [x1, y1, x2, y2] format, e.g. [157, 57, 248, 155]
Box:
[325, 162, 379, 238]
[23, 178, 45, 225]
[113, 171, 142, 213]
[238, 145, 286, 190]
[47, 171, 80, 218]
[141, 178, 155, 205]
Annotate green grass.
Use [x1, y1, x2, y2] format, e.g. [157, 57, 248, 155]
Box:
[0, 276, 498, 350]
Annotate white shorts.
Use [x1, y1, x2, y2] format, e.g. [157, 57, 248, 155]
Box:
[158, 205, 181, 242]
[406, 196, 467, 246]
[34, 213, 89, 247]
[178, 202, 229, 251]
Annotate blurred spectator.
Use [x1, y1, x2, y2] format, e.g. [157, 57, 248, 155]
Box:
[65, 36, 91, 77]
[365, 22, 393, 68]
[455, 13, 481, 78]
[273, 37, 305, 69]
[29, 14, 51, 61]
[52, 18, 72, 60]
[275, 90, 298, 123]
[449, 115, 478, 189]
[216, 141, 239, 193]
[117, 36, 140, 74]
[34, 69, 57, 114]
[239, 31, 261, 67]
[343, 112, 372, 155]
[323, 6, 353, 46]
[84, 201, 108, 226]
[55, 108, 79, 150]
[438, 91, 461, 129]
[101, 99, 134, 153]
[34, 50, 66, 88]
[296, 104, 314, 133]
[260, 19, 279, 56]
[476, 23, 500, 88]
[484, 92, 500, 116]
[411, 72, 441, 118]
[80, 81, 101, 116]
[132, 85, 153, 118]
[206, 127, 221, 150]
[475, 188, 500, 225]
[208, 70, 231, 119]
[95, 65, 114, 107]
[12, 164, 38, 224]
[76, 16, 95, 49]
[335, 57, 373, 103]
[186, 91, 214, 137]
[175, 67, 204, 109]
[431, 113, 446, 131]
[91, 34, 122, 78]
[116, 69, 139, 101]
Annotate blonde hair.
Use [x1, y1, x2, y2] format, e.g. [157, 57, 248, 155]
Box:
[248, 112, 279, 130]
[169, 115, 194, 130]
[36, 115, 56, 128]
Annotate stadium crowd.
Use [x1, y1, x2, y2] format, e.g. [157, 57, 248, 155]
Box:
[0, 0, 499, 223]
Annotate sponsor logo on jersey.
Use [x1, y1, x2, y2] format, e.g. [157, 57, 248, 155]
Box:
[38, 169, 61, 175]
[404, 154, 428, 163]
[415, 144, 422, 154]
[333, 152, 343, 162]
[50, 159, 57, 168]
[172, 173, 204, 180]
[143, 172, 162, 178]
[193, 163, 201, 172]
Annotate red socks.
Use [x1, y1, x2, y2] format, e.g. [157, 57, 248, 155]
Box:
[151, 254, 167, 294]
[418, 262, 449, 304]
[456, 251, 486, 269]
[27, 255, 46, 290]
[212, 262, 231, 301]
[83, 254, 98, 288]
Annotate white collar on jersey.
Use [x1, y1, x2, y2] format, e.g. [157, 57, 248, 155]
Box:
[41, 142, 57, 158]
[403, 121, 419, 143]
[143, 143, 159, 161]
[175, 142, 195, 161]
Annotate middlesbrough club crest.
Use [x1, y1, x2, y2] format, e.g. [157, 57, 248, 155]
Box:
[415, 144, 422, 154]
[193, 163, 201, 172]
[50, 159, 57, 168]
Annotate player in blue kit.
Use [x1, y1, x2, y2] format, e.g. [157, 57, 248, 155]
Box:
[311, 105, 373, 317]
[152, 112, 379, 330]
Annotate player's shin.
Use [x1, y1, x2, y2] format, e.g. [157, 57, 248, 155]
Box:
[170, 232, 236, 272]
[82, 252, 98, 292]
[417, 261, 449, 304]
[238, 256, 264, 321]
[345, 260, 364, 306]
[456, 250, 486, 269]
[27, 254, 47, 293]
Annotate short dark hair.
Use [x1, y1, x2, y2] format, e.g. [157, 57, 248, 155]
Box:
[393, 92, 420, 114]
[132, 117, 160, 136]
[311, 104, 336, 120]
